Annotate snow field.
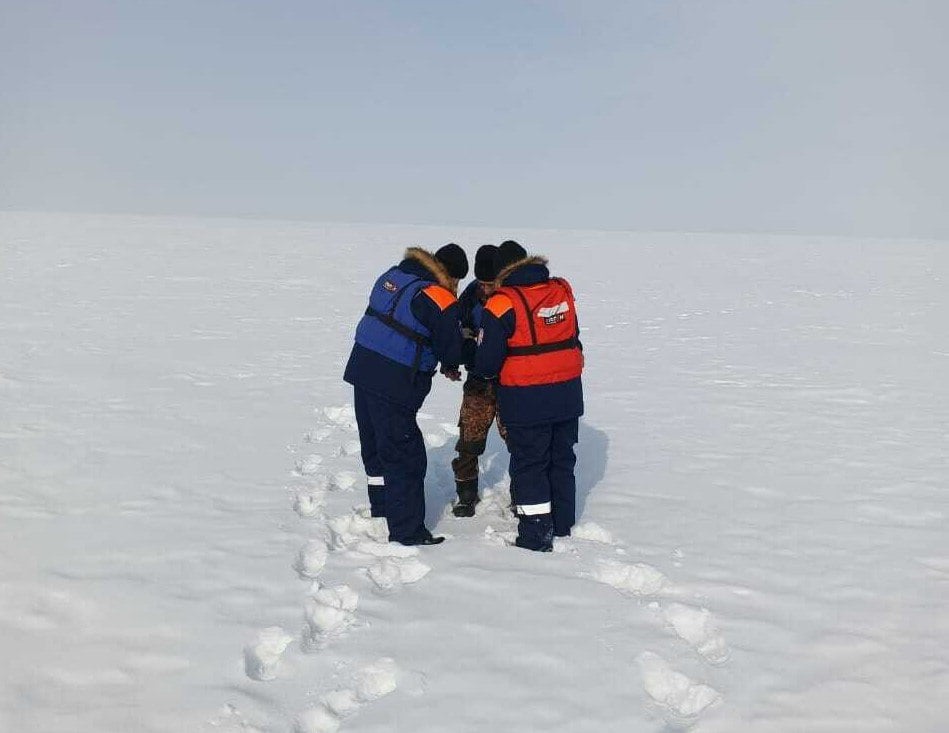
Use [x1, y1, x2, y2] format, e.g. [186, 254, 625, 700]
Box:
[2, 214, 946, 732]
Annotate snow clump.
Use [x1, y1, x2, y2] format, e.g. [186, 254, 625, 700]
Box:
[243, 627, 293, 681]
[638, 651, 721, 716]
[294, 540, 328, 579]
[571, 521, 615, 544]
[663, 603, 729, 663]
[591, 560, 667, 595]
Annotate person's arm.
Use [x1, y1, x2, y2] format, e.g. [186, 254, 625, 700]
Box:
[456, 282, 479, 369]
[474, 293, 515, 379]
[460, 338, 477, 371]
[412, 285, 463, 372]
[457, 281, 478, 333]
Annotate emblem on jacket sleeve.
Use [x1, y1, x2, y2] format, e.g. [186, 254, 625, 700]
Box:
[383, 280, 398, 292]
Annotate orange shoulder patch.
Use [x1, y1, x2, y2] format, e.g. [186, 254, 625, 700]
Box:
[485, 293, 513, 319]
[422, 284, 457, 311]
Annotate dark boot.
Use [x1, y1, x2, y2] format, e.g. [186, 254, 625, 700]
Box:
[452, 479, 480, 518]
[515, 536, 552, 552]
[395, 527, 445, 546]
[515, 514, 554, 552]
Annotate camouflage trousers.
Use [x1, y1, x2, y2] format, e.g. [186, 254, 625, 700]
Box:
[451, 378, 507, 491]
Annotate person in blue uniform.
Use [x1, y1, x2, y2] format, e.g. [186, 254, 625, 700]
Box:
[344, 244, 468, 545]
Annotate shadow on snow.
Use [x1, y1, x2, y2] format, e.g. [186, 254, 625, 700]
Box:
[424, 418, 609, 528]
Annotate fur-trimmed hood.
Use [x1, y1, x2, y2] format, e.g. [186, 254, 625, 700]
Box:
[403, 247, 457, 294]
[494, 255, 549, 287]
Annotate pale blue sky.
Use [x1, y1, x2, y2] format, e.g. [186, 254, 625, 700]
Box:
[1, 0, 946, 237]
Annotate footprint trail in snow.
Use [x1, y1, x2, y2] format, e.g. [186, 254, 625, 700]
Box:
[293, 657, 401, 733]
[568, 521, 728, 722]
[268, 403, 440, 729]
[251, 396, 730, 730]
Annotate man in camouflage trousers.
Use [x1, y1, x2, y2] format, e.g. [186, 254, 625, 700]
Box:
[451, 244, 509, 517]
[452, 376, 508, 515]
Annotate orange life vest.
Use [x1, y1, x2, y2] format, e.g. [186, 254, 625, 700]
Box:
[496, 277, 583, 387]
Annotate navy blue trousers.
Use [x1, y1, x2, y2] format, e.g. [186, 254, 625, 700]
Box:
[506, 418, 579, 549]
[353, 387, 428, 543]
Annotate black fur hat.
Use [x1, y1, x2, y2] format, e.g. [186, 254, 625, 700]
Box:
[435, 243, 469, 279]
[474, 244, 500, 281]
[495, 239, 527, 270]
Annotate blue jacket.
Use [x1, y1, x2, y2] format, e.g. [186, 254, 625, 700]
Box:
[474, 257, 584, 426]
[355, 267, 439, 373]
[345, 249, 463, 410]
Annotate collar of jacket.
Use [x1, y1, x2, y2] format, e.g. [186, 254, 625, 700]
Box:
[399, 247, 457, 294]
[495, 255, 550, 287]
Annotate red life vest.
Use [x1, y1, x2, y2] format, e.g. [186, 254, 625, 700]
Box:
[496, 277, 583, 387]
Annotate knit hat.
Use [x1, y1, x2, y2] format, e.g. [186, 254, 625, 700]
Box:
[435, 243, 469, 279]
[474, 244, 500, 281]
[496, 239, 527, 270]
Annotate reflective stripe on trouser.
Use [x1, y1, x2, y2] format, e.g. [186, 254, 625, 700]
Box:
[505, 418, 578, 537]
[353, 387, 427, 541]
[516, 501, 551, 515]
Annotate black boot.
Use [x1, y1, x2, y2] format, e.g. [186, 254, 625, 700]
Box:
[515, 514, 554, 552]
[452, 479, 480, 518]
[395, 527, 445, 546]
[515, 536, 553, 552]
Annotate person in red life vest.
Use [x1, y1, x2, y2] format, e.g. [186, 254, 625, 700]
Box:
[450, 244, 509, 517]
[474, 240, 584, 552]
[344, 244, 468, 546]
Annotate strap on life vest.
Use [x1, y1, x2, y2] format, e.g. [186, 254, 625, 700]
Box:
[505, 284, 579, 357]
[507, 337, 580, 356]
[363, 274, 432, 379]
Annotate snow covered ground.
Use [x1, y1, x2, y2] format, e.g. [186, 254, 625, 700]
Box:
[1, 211, 947, 732]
